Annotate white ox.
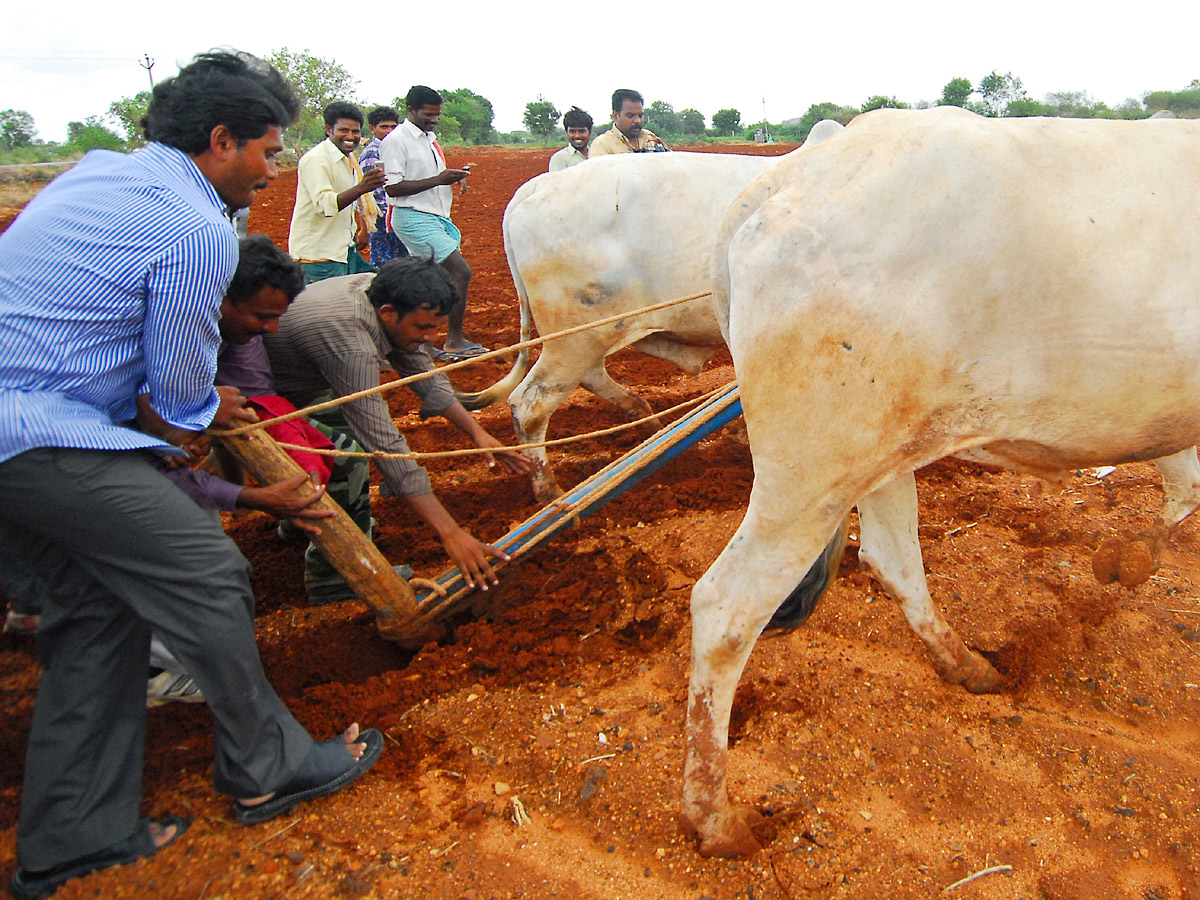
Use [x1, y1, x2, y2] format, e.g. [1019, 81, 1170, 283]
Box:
[461, 124, 846, 502]
[682, 106, 1200, 856]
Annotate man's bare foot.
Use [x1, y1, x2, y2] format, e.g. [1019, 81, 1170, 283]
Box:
[145, 820, 179, 850]
[238, 723, 366, 808]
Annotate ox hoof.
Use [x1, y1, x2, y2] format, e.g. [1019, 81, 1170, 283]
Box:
[531, 482, 565, 506]
[945, 651, 1005, 695]
[1092, 536, 1159, 589]
[681, 807, 763, 859]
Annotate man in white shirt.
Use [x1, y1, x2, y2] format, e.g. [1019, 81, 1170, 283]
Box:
[548, 106, 592, 172]
[288, 101, 386, 283]
[379, 85, 484, 360]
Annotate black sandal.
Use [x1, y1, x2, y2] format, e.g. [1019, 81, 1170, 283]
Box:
[10, 816, 189, 899]
[235, 728, 384, 825]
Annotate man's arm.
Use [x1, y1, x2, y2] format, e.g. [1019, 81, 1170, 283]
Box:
[140, 230, 252, 443]
[441, 401, 533, 476]
[405, 492, 510, 590]
[337, 169, 386, 212]
[136, 387, 256, 448]
[384, 169, 467, 198]
[160, 458, 332, 533]
[301, 148, 385, 216]
[313, 347, 511, 584]
[379, 130, 467, 197]
[384, 351, 528, 475]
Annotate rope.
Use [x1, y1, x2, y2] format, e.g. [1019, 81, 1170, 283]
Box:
[404, 384, 742, 626]
[210, 290, 713, 439]
[267, 381, 735, 461]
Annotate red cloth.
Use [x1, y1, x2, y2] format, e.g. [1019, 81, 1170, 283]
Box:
[248, 395, 334, 485]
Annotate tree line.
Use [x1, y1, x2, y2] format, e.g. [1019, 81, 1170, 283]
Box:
[3, 53, 1198, 165]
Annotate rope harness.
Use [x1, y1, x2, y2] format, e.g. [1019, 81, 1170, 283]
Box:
[210, 289, 724, 460]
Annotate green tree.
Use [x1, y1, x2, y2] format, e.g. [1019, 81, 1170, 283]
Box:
[523, 97, 561, 143]
[435, 113, 464, 144]
[780, 102, 858, 141]
[679, 108, 705, 135]
[268, 47, 358, 153]
[1113, 97, 1148, 119]
[711, 108, 741, 136]
[67, 116, 124, 152]
[1143, 89, 1172, 113]
[442, 88, 495, 143]
[0, 109, 37, 151]
[645, 100, 680, 135]
[1005, 98, 1054, 117]
[1167, 88, 1200, 115]
[108, 91, 152, 146]
[937, 77, 974, 108]
[861, 95, 908, 112]
[977, 70, 1026, 117]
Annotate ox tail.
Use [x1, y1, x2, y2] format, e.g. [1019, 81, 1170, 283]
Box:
[453, 223, 534, 411]
[764, 516, 850, 633]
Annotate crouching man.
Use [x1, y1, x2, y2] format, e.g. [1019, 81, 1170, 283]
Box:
[264, 258, 533, 590]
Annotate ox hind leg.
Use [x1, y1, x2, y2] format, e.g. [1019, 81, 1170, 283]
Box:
[578, 367, 659, 428]
[683, 494, 850, 857]
[509, 346, 623, 503]
[1092, 447, 1200, 588]
[856, 473, 1004, 694]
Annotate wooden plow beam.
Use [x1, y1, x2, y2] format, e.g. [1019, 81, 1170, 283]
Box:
[213, 428, 438, 645]
[398, 383, 743, 645]
[217, 383, 740, 649]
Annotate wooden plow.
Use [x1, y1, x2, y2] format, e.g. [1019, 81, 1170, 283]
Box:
[219, 383, 742, 649]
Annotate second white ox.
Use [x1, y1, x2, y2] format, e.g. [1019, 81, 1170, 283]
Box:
[682, 106, 1200, 856]
[461, 128, 845, 501]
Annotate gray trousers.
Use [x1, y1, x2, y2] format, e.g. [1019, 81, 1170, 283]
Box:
[0, 448, 313, 869]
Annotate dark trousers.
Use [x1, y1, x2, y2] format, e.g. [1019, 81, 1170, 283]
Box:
[0, 447, 312, 869]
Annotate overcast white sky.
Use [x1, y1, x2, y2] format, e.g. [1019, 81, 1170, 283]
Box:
[4, 1, 1198, 143]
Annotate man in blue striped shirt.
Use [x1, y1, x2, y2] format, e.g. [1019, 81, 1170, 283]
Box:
[0, 51, 384, 899]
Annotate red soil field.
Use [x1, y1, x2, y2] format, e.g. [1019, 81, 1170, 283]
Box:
[0, 143, 1197, 900]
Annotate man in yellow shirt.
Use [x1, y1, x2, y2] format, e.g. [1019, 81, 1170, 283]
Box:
[288, 101, 387, 283]
[589, 89, 668, 156]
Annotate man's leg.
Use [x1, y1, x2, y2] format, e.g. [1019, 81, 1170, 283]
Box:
[392, 210, 479, 354]
[4, 522, 153, 869]
[0, 448, 313, 868]
[440, 248, 474, 352]
[387, 230, 409, 259]
[300, 424, 374, 601]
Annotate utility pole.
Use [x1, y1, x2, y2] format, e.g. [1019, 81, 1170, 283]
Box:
[139, 54, 155, 90]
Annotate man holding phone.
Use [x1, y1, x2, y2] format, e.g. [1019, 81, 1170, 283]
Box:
[379, 85, 485, 361]
[288, 101, 386, 283]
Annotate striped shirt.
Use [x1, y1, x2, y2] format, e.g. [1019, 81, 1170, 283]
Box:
[357, 137, 389, 208]
[0, 143, 235, 464]
[263, 273, 456, 498]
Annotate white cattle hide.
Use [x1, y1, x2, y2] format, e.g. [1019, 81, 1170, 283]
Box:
[682, 106, 1200, 857]
[462, 126, 845, 502]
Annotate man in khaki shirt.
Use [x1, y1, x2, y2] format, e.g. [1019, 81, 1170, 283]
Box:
[589, 89, 668, 156]
[288, 101, 386, 283]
